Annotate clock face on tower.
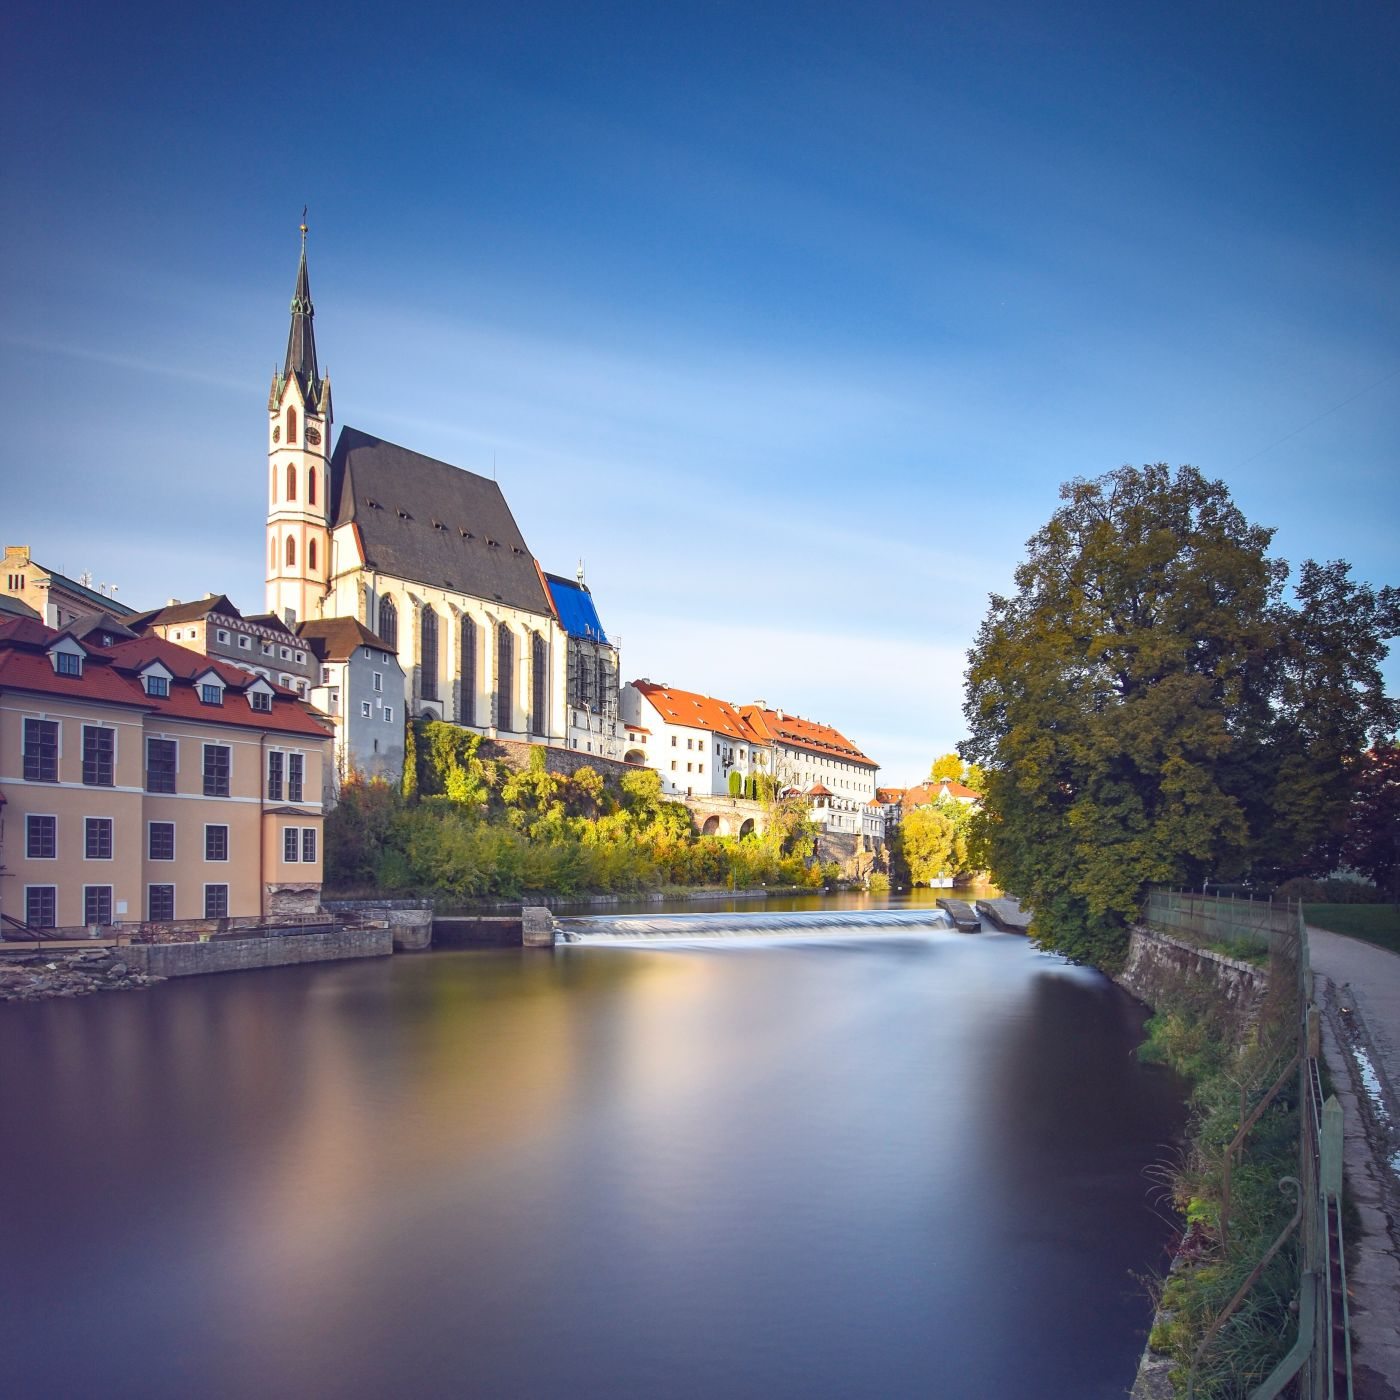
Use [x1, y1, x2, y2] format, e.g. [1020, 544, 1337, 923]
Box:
[272, 424, 281, 443]
[307, 426, 321, 446]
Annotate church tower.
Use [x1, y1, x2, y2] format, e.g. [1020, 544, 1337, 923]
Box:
[266, 219, 333, 626]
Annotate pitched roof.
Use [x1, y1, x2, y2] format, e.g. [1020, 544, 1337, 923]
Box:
[297, 617, 398, 663]
[126, 594, 241, 629]
[544, 573, 609, 644]
[875, 787, 906, 805]
[37, 566, 138, 617]
[330, 427, 552, 617]
[630, 680, 766, 744]
[806, 782, 833, 797]
[0, 621, 330, 739]
[0, 593, 40, 620]
[901, 779, 981, 810]
[739, 705, 878, 769]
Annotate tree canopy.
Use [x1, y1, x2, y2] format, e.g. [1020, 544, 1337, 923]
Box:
[961, 464, 1399, 967]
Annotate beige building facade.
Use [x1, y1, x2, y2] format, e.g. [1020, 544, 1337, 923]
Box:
[0, 618, 331, 932]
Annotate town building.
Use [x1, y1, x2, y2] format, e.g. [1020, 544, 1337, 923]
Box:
[125, 594, 317, 696]
[297, 617, 405, 794]
[262, 227, 587, 749]
[545, 571, 624, 760]
[0, 617, 331, 932]
[2, 545, 136, 629]
[619, 680, 772, 798]
[739, 704, 881, 838]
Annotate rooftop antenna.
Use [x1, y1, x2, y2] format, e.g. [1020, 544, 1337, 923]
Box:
[576, 558, 585, 585]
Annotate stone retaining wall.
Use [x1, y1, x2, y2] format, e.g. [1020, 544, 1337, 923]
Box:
[1115, 926, 1269, 1040]
[478, 739, 634, 781]
[117, 928, 393, 978]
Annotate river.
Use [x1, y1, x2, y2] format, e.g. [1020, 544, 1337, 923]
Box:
[0, 910, 1185, 1399]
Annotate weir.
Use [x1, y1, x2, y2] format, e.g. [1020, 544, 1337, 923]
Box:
[559, 908, 955, 939]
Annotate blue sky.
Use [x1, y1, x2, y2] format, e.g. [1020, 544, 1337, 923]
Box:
[3, 0, 1397, 784]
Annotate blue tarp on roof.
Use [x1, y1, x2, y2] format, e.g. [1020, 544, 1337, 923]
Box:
[546, 575, 609, 644]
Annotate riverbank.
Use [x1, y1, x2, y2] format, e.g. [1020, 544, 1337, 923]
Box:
[0, 947, 165, 1002]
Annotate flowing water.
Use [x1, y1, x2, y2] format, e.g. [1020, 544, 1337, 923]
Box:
[0, 912, 1185, 1399]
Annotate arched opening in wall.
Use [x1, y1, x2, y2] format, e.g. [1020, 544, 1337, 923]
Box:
[287, 463, 297, 501]
[285, 535, 296, 568]
[308, 539, 318, 573]
[378, 596, 398, 650]
[739, 818, 756, 839]
[701, 816, 721, 836]
[496, 623, 514, 730]
[460, 615, 477, 725]
[420, 606, 439, 701]
[307, 467, 317, 505]
[270, 466, 277, 502]
[287, 406, 297, 444]
[624, 749, 645, 765]
[269, 538, 276, 571]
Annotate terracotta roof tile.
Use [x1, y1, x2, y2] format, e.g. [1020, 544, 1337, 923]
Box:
[631, 681, 765, 743]
[739, 705, 877, 769]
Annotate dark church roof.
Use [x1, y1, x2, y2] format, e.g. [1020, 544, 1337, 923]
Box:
[330, 427, 552, 617]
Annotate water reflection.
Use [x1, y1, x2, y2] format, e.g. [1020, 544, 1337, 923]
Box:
[0, 926, 1184, 1400]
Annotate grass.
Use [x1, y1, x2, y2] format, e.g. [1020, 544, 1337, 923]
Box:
[1303, 903, 1400, 955]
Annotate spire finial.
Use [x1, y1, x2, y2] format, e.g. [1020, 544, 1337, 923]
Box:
[300, 206, 308, 249]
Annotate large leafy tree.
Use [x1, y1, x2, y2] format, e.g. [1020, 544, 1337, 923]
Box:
[960, 464, 1395, 967]
[1342, 745, 1400, 902]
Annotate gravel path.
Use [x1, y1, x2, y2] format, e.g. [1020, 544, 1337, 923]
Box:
[1309, 926, 1400, 1399]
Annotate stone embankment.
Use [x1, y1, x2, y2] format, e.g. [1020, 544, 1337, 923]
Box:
[0, 948, 165, 1003]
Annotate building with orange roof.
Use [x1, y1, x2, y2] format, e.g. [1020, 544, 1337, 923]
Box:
[620, 680, 771, 798]
[0, 617, 332, 933]
[739, 703, 882, 842]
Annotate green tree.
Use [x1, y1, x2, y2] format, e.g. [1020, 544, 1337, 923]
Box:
[1343, 744, 1400, 902]
[899, 803, 963, 885]
[962, 465, 1286, 967]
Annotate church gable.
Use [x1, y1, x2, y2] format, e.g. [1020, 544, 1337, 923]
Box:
[329, 427, 552, 616]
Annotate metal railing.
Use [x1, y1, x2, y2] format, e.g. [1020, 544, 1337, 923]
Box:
[1144, 890, 1352, 1400]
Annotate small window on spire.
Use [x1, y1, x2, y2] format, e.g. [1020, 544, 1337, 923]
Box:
[286, 535, 296, 568]
[287, 463, 297, 501]
[308, 467, 317, 505]
[287, 406, 298, 444]
[308, 538, 318, 572]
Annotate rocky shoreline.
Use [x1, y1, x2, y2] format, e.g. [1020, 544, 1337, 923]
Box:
[0, 948, 166, 1003]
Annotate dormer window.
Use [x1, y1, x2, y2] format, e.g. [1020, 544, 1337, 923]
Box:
[55, 651, 82, 677]
[199, 682, 224, 706]
[145, 675, 170, 698]
[250, 690, 272, 713]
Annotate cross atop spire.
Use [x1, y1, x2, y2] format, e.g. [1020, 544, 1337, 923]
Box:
[283, 213, 321, 401]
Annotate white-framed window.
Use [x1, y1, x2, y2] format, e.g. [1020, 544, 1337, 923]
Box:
[83, 885, 113, 926]
[383, 706, 394, 723]
[26, 813, 57, 859]
[238, 635, 251, 650]
[361, 701, 372, 718]
[149, 822, 176, 861]
[204, 824, 229, 862]
[283, 827, 300, 862]
[200, 683, 223, 706]
[373, 672, 383, 692]
[216, 629, 230, 644]
[81, 725, 115, 786]
[294, 652, 305, 665]
[203, 884, 229, 919]
[302, 829, 317, 864]
[145, 674, 169, 697]
[250, 690, 272, 712]
[321, 666, 332, 685]
[23, 716, 60, 782]
[84, 817, 113, 860]
[25, 885, 57, 928]
[280, 647, 290, 660]
[147, 884, 175, 921]
[202, 743, 231, 797]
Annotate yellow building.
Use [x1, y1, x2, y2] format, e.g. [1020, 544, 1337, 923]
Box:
[0, 617, 332, 932]
[2, 544, 137, 628]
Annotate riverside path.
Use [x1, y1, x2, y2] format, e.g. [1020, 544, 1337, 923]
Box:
[1308, 926, 1400, 1399]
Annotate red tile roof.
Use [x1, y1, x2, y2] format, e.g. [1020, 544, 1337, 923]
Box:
[631, 681, 765, 744]
[740, 705, 877, 769]
[0, 621, 331, 739]
[806, 782, 833, 797]
[902, 778, 981, 809]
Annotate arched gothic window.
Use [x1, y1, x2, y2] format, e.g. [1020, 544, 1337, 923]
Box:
[496, 623, 514, 731]
[271, 466, 277, 503]
[308, 467, 317, 506]
[460, 615, 477, 726]
[530, 632, 547, 736]
[287, 406, 298, 444]
[285, 535, 296, 568]
[377, 596, 398, 650]
[308, 538, 318, 573]
[287, 463, 297, 501]
[420, 607, 439, 702]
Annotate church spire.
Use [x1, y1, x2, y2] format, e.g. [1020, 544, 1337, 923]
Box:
[283, 212, 321, 398]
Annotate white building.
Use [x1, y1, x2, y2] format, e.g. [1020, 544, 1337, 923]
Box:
[739, 703, 881, 839]
[619, 680, 771, 797]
